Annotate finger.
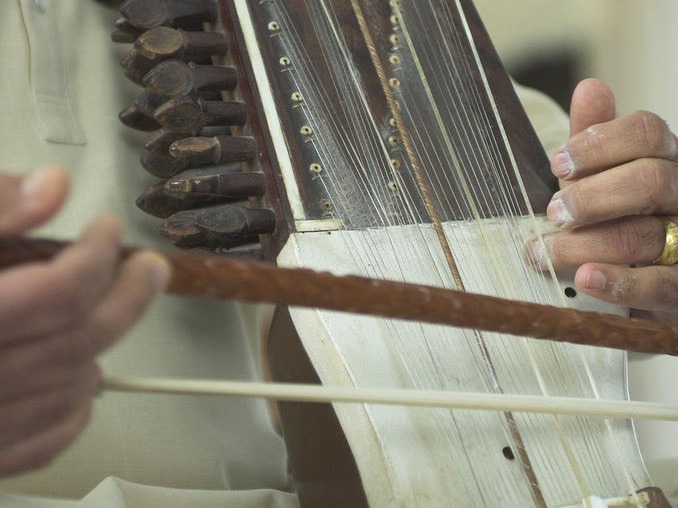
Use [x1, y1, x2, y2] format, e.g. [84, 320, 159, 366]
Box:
[0, 403, 91, 476]
[0, 215, 125, 342]
[0, 349, 96, 401]
[527, 216, 665, 270]
[547, 159, 678, 228]
[554, 110, 678, 182]
[551, 79, 617, 182]
[574, 263, 678, 317]
[0, 365, 99, 450]
[57, 250, 171, 359]
[0, 167, 70, 235]
[0, 252, 169, 391]
[568, 78, 617, 137]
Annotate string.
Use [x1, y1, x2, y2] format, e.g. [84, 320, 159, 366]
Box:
[236, 0, 652, 504]
[266, 0, 510, 500]
[352, 3, 557, 504]
[274, 0, 620, 504]
[444, 1, 645, 502]
[420, 2, 644, 504]
[394, 2, 648, 504]
[303, 2, 492, 497]
[388, 4, 571, 504]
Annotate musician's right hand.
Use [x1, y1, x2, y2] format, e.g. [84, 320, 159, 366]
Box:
[0, 166, 171, 476]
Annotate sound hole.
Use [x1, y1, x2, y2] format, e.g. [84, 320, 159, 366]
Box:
[564, 287, 577, 298]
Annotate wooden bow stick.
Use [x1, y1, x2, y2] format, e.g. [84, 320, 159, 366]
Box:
[2, 236, 677, 356]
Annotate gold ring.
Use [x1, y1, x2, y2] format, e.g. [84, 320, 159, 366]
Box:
[654, 217, 678, 265]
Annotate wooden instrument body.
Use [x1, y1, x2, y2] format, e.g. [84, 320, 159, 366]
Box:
[217, 0, 661, 505]
[116, 0, 670, 505]
[271, 221, 650, 507]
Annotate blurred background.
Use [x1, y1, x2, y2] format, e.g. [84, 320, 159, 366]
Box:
[474, 0, 678, 500]
[477, 0, 678, 124]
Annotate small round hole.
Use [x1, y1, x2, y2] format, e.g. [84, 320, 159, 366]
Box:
[502, 446, 515, 460]
[564, 287, 577, 298]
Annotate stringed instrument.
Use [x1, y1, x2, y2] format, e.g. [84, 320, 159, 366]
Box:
[109, 0, 673, 506]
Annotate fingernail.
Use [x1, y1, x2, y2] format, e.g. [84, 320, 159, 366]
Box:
[552, 150, 575, 179]
[582, 269, 607, 290]
[526, 236, 552, 270]
[142, 252, 172, 293]
[21, 167, 55, 200]
[20, 166, 62, 203]
[547, 191, 574, 228]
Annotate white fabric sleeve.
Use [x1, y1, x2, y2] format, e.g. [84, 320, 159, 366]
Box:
[513, 82, 570, 157]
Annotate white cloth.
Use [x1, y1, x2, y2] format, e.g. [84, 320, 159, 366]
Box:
[0, 1, 295, 506]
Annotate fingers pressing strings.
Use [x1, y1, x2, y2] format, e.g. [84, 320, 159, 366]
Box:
[528, 216, 666, 269]
[547, 159, 678, 229]
[555, 110, 678, 182]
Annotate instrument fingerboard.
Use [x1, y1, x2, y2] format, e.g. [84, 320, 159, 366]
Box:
[224, 0, 555, 236]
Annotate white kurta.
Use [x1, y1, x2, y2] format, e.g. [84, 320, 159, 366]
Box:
[0, 1, 295, 506]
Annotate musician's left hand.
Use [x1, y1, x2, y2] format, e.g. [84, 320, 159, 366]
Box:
[528, 78, 678, 323]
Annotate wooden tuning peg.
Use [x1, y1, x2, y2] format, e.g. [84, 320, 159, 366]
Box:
[160, 204, 276, 249]
[141, 151, 188, 179]
[135, 26, 228, 63]
[145, 127, 230, 155]
[169, 135, 257, 168]
[164, 169, 266, 199]
[111, 18, 144, 43]
[118, 104, 162, 131]
[122, 47, 218, 86]
[140, 127, 231, 178]
[136, 178, 228, 219]
[153, 96, 247, 132]
[120, 50, 158, 85]
[119, 89, 168, 131]
[120, 0, 218, 30]
[143, 60, 238, 97]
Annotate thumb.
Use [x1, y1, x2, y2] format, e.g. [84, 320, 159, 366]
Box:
[569, 78, 617, 135]
[0, 166, 70, 235]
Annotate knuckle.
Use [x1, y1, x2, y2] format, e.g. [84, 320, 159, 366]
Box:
[563, 183, 588, 217]
[610, 220, 657, 261]
[652, 270, 678, 310]
[607, 275, 636, 303]
[636, 160, 677, 214]
[544, 234, 565, 265]
[62, 331, 96, 366]
[632, 111, 674, 154]
[582, 125, 608, 155]
[48, 273, 92, 326]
